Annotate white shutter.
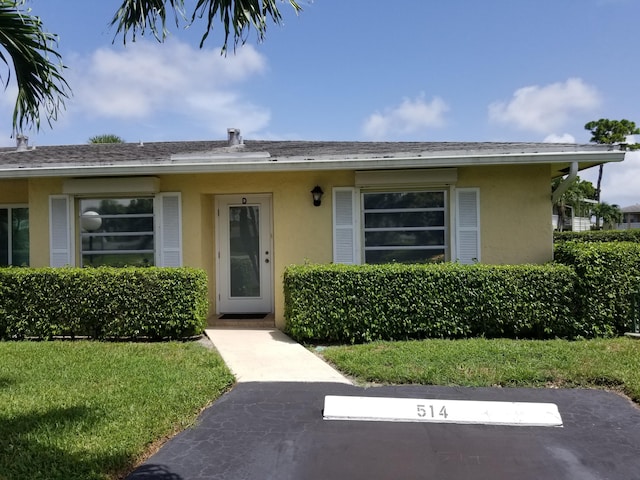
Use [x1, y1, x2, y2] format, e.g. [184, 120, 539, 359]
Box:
[156, 193, 182, 267]
[455, 188, 480, 264]
[333, 187, 360, 264]
[49, 195, 74, 267]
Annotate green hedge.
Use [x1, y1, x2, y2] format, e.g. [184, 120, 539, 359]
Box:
[284, 263, 577, 343]
[0, 267, 209, 340]
[554, 229, 640, 243]
[555, 241, 640, 336]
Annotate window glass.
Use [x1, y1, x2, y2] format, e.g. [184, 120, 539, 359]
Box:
[11, 208, 29, 266]
[365, 230, 445, 247]
[365, 211, 445, 228]
[366, 249, 446, 264]
[0, 209, 8, 265]
[364, 192, 444, 210]
[363, 191, 446, 264]
[229, 206, 261, 297]
[0, 207, 29, 266]
[79, 198, 154, 267]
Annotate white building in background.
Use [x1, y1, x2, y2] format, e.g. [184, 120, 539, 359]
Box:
[618, 204, 640, 230]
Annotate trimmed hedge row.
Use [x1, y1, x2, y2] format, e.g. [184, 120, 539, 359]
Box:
[0, 267, 209, 340]
[284, 263, 578, 343]
[554, 229, 640, 243]
[555, 241, 640, 336]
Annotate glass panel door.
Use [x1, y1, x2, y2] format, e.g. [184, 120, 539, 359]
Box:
[229, 205, 261, 298]
[217, 195, 273, 314]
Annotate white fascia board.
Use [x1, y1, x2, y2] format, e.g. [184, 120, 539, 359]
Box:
[0, 150, 625, 179]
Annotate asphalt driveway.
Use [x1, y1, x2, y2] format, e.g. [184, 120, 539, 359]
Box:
[126, 382, 640, 480]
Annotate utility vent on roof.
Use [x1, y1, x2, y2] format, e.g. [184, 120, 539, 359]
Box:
[227, 128, 243, 147]
[16, 134, 28, 152]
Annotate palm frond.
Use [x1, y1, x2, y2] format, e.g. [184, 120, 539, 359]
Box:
[111, 0, 302, 52]
[0, 1, 70, 134]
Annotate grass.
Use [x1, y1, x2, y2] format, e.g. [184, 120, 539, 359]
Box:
[0, 341, 234, 480]
[320, 337, 640, 404]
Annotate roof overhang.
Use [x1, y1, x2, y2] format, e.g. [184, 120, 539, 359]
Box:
[0, 150, 625, 179]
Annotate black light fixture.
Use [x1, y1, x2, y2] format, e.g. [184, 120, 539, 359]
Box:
[311, 185, 324, 207]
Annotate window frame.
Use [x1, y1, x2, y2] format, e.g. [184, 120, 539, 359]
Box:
[0, 204, 29, 267]
[78, 197, 156, 268]
[360, 189, 449, 264]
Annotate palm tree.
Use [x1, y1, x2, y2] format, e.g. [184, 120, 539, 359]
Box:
[552, 177, 596, 231]
[0, 0, 69, 135]
[593, 202, 623, 231]
[88, 134, 125, 144]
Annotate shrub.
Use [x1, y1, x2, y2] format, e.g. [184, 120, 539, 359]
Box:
[0, 267, 208, 340]
[554, 229, 640, 243]
[555, 241, 640, 336]
[284, 263, 577, 343]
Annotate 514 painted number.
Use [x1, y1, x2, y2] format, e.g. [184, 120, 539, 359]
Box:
[417, 404, 448, 419]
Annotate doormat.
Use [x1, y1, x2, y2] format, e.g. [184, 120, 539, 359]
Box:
[219, 313, 269, 320]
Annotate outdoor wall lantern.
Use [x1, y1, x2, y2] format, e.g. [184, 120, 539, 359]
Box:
[311, 185, 324, 207]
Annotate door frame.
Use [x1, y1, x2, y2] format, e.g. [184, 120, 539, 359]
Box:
[215, 194, 274, 314]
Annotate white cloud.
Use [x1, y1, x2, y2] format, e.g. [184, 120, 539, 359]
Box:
[66, 40, 270, 136]
[544, 133, 576, 143]
[600, 151, 640, 207]
[362, 94, 449, 140]
[0, 86, 16, 146]
[489, 78, 601, 134]
[580, 150, 640, 208]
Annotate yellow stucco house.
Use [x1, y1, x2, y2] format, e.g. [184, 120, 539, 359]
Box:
[0, 131, 625, 328]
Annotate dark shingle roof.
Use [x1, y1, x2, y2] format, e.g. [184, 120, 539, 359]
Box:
[0, 140, 610, 168]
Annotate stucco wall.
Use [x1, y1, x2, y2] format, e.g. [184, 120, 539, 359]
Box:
[5, 165, 552, 329]
[0, 179, 29, 203]
[28, 178, 64, 267]
[457, 164, 552, 264]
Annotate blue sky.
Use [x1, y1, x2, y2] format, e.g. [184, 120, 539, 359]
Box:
[2, 0, 639, 206]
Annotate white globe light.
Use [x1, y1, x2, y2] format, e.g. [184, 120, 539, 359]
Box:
[81, 210, 102, 232]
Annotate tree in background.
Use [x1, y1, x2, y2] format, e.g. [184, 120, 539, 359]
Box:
[585, 118, 640, 228]
[552, 176, 596, 231]
[1, 0, 302, 135]
[89, 134, 125, 143]
[593, 202, 623, 230]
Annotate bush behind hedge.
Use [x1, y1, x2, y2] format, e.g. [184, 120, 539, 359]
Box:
[554, 241, 640, 336]
[0, 267, 208, 340]
[554, 229, 640, 243]
[284, 263, 578, 343]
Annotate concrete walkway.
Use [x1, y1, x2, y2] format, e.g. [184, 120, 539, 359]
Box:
[205, 328, 352, 384]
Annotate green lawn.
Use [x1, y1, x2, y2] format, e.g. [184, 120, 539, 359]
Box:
[0, 341, 234, 480]
[321, 337, 640, 403]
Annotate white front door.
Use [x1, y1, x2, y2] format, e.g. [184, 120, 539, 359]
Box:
[216, 195, 273, 314]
